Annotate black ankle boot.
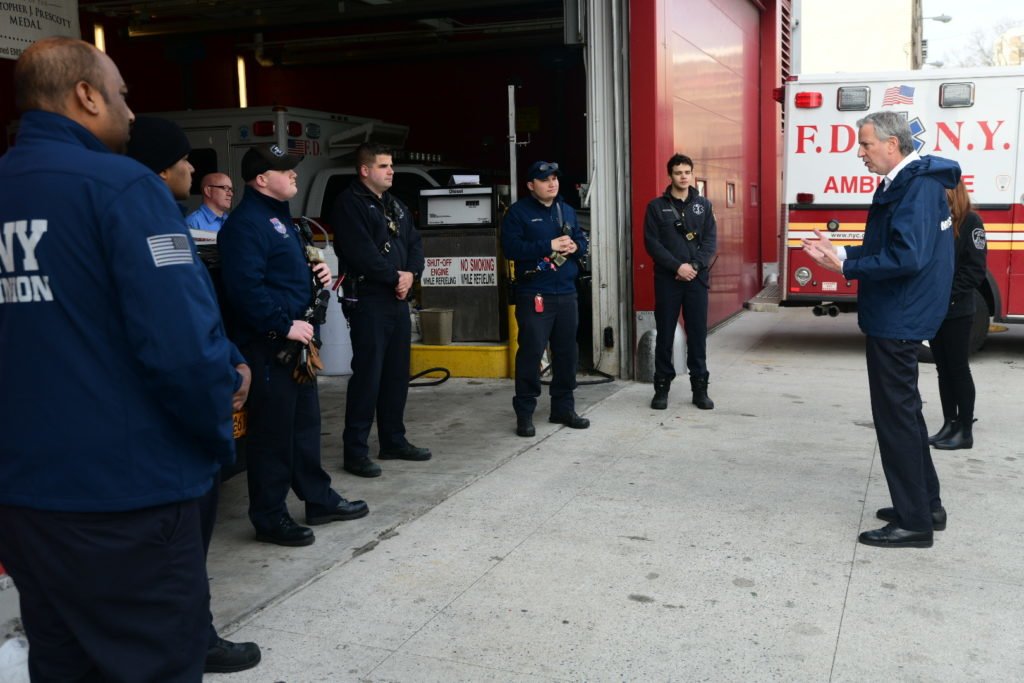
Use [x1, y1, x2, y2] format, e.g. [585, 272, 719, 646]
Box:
[934, 419, 973, 450]
[690, 373, 714, 410]
[651, 376, 671, 410]
[928, 419, 956, 445]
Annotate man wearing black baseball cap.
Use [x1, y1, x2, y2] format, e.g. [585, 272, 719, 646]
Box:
[218, 143, 369, 548]
[501, 160, 590, 437]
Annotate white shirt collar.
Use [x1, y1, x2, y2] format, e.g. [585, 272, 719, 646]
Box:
[883, 151, 921, 190]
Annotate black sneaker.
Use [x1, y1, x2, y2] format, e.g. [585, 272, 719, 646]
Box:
[204, 637, 261, 673]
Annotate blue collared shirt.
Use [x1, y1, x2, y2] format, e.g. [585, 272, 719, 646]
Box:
[185, 203, 228, 232]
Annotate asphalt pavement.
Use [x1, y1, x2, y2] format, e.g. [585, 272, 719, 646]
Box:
[4, 307, 1023, 682]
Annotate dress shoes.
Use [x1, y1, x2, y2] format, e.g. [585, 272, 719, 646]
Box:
[306, 497, 369, 525]
[204, 637, 261, 674]
[379, 443, 432, 461]
[549, 412, 590, 429]
[516, 415, 535, 437]
[858, 523, 933, 548]
[343, 457, 382, 478]
[876, 506, 947, 531]
[254, 515, 315, 547]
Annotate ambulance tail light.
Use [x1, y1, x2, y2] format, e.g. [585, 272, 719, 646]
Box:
[772, 86, 785, 103]
[796, 192, 815, 204]
[251, 120, 275, 136]
[794, 92, 823, 108]
[286, 121, 303, 137]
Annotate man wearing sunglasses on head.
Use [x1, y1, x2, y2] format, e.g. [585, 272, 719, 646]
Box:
[187, 172, 234, 232]
[501, 160, 590, 438]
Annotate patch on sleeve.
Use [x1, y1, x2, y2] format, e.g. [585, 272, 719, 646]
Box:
[972, 227, 986, 250]
[146, 233, 194, 267]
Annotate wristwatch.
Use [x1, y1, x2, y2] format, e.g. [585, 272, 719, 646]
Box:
[691, 262, 701, 273]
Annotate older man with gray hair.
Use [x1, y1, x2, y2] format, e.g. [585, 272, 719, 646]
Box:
[803, 110, 960, 549]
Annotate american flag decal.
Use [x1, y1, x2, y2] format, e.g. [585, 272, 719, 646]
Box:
[287, 139, 309, 155]
[882, 85, 915, 106]
[147, 233, 194, 267]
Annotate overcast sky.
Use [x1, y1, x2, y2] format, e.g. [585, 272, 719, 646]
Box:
[922, 0, 1024, 65]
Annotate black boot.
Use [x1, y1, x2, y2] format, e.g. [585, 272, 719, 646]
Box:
[934, 419, 974, 450]
[928, 419, 956, 445]
[690, 373, 714, 410]
[651, 376, 671, 410]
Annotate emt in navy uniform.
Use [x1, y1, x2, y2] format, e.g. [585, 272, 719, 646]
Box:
[643, 153, 717, 411]
[218, 144, 368, 547]
[330, 142, 431, 478]
[501, 160, 590, 438]
[804, 110, 959, 549]
[0, 37, 240, 681]
[127, 115, 262, 675]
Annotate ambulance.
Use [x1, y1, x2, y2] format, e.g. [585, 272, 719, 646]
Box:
[153, 105, 410, 243]
[750, 66, 1024, 347]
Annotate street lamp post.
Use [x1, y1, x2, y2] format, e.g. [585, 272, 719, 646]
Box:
[913, 10, 954, 69]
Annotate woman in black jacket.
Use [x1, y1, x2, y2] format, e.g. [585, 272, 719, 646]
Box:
[929, 179, 987, 450]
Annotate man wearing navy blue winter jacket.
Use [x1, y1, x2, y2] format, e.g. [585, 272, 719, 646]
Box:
[501, 160, 590, 438]
[803, 111, 959, 550]
[0, 38, 240, 680]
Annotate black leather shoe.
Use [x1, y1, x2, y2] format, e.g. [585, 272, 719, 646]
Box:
[343, 457, 382, 478]
[254, 516, 314, 547]
[379, 443, 432, 461]
[306, 497, 369, 525]
[876, 506, 946, 531]
[516, 415, 535, 437]
[204, 637, 261, 674]
[549, 412, 590, 429]
[858, 523, 933, 548]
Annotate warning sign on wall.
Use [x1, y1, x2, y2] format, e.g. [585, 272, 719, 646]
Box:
[422, 256, 497, 287]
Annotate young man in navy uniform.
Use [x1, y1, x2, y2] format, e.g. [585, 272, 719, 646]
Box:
[643, 153, 717, 411]
[501, 160, 590, 437]
[127, 115, 262, 674]
[218, 144, 368, 546]
[0, 37, 239, 680]
[331, 142, 431, 478]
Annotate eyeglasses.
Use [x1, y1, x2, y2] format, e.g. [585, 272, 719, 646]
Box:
[534, 162, 559, 174]
[208, 185, 234, 193]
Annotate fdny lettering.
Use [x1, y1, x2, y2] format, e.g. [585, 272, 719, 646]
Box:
[940, 216, 952, 231]
[796, 121, 1011, 154]
[0, 219, 53, 304]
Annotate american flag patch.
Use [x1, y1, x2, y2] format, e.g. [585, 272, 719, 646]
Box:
[882, 85, 915, 106]
[146, 233, 194, 267]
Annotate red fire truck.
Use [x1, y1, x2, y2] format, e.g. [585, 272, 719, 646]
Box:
[750, 66, 1024, 347]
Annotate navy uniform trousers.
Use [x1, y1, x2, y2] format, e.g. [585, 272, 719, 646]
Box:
[653, 271, 709, 380]
[0, 500, 208, 682]
[514, 291, 578, 418]
[865, 336, 942, 532]
[343, 297, 412, 460]
[242, 340, 340, 532]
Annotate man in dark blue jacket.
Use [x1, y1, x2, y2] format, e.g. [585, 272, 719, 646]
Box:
[804, 111, 959, 549]
[643, 153, 718, 410]
[0, 37, 239, 680]
[501, 160, 590, 437]
[331, 143, 430, 478]
[218, 144, 368, 546]
[127, 115, 262, 675]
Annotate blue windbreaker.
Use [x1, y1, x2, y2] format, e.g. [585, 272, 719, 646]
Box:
[501, 195, 588, 296]
[844, 155, 960, 340]
[0, 111, 238, 511]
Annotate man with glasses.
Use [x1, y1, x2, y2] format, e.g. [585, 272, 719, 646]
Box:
[218, 144, 369, 547]
[187, 172, 234, 232]
[501, 160, 590, 437]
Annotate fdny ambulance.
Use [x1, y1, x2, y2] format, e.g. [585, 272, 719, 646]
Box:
[750, 66, 1024, 344]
